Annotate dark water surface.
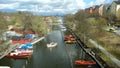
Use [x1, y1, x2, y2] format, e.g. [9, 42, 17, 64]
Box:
[0, 26, 99, 68]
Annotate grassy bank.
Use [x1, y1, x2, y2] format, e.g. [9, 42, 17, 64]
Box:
[64, 14, 120, 67]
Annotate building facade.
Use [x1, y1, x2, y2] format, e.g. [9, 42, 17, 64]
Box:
[110, 1, 120, 17]
[98, 5, 104, 16]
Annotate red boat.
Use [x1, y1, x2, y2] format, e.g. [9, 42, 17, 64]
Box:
[75, 60, 96, 65]
[64, 35, 73, 39]
[6, 52, 32, 59]
[12, 39, 31, 44]
[6, 49, 33, 59]
[65, 40, 76, 44]
[64, 35, 76, 44]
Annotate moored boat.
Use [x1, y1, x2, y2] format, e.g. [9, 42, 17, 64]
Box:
[64, 35, 73, 39]
[75, 60, 96, 65]
[6, 52, 32, 59]
[47, 42, 57, 48]
[65, 40, 76, 44]
[0, 66, 10, 68]
[6, 49, 33, 59]
[64, 35, 76, 44]
[19, 43, 33, 49]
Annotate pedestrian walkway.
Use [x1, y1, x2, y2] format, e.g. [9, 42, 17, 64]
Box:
[31, 37, 45, 45]
[89, 39, 120, 67]
[0, 43, 19, 59]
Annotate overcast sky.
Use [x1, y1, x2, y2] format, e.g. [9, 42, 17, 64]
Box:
[0, 0, 114, 16]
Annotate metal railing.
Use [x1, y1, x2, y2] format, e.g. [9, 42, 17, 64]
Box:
[67, 28, 110, 68]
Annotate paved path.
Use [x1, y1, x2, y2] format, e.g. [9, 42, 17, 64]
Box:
[115, 29, 120, 36]
[89, 39, 120, 67]
[0, 43, 19, 59]
[31, 37, 45, 45]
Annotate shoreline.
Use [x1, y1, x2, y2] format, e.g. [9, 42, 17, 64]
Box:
[0, 36, 45, 60]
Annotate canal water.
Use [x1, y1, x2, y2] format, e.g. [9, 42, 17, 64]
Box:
[0, 25, 98, 68]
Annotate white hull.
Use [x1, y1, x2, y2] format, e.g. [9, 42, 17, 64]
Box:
[47, 42, 57, 48]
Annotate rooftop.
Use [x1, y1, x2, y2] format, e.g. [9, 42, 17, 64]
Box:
[114, 1, 120, 4]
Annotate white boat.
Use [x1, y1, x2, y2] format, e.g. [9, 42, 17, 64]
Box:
[47, 42, 57, 48]
[0, 66, 10, 68]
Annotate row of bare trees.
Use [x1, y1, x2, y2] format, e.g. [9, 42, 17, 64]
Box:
[64, 10, 108, 42]
[0, 12, 52, 36]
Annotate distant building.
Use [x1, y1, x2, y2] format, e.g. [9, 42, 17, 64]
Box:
[93, 5, 100, 16]
[86, 5, 103, 16]
[109, 1, 120, 17]
[89, 7, 94, 14]
[44, 16, 53, 23]
[98, 4, 104, 16]
[4, 16, 10, 21]
[103, 4, 110, 16]
[84, 7, 90, 13]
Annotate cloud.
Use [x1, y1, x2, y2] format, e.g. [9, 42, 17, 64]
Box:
[88, 0, 113, 7]
[89, 1, 94, 7]
[0, 3, 19, 9]
[0, 0, 113, 15]
[95, 0, 106, 5]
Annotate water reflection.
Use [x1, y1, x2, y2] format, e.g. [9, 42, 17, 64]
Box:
[0, 25, 99, 68]
[25, 30, 71, 68]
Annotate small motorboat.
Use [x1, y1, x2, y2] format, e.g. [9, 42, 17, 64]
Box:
[65, 40, 76, 44]
[6, 52, 32, 59]
[64, 35, 73, 39]
[65, 38, 76, 44]
[64, 35, 76, 44]
[19, 43, 33, 49]
[75, 60, 96, 65]
[6, 49, 33, 59]
[47, 42, 57, 48]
